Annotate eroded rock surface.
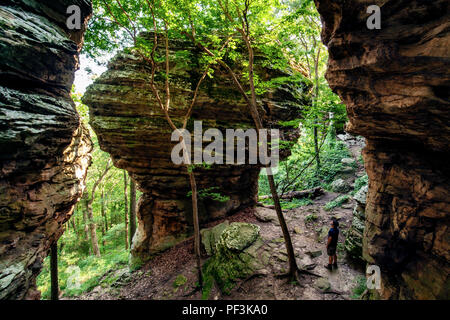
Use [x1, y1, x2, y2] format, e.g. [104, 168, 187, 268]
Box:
[83, 35, 309, 263]
[0, 0, 92, 299]
[344, 185, 367, 262]
[315, 0, 449, 299]
[203, 222, 267, 295]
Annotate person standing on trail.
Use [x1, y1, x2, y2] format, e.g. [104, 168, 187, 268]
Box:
[325, 219, 339, 270]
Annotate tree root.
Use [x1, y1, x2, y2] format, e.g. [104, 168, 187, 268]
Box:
[236, 273, 267, 292]
[275, 268, 321, 283]
[182, 285, 201, 297]
[322, 290, 343, 295]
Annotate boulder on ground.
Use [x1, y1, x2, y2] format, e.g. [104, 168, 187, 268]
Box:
[201, 221, 230, 256]
[254, 207, 278, 223]
[202, 222, 268, 295]
[341, 158, 355, 166]
[330, 178, 352, 193]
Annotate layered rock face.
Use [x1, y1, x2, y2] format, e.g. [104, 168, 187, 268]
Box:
[0, 1, 92, 299]
[345, 185, 368, 262]
[83, 35, 308, 262]
[315, 0, 449, 299]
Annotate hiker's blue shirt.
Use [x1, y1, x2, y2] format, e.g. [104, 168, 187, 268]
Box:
[328, 227, 339, 247]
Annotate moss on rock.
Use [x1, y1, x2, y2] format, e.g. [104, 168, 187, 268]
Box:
[202, 222, 264, 297]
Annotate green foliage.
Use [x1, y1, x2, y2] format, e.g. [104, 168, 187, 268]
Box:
[304, 213, 318, 223]
[351, 276, 367, 299]
[324, 195, 350, 211]
[37, 227, 129, 299]
[201, 274, 214, 300]
[358, 154, 364, 165]
[187, 187, 230, 203]
[353, 174, 369, 194]
[259, 137, 352, 197]
[337, 242, 346, 253]
[280, 198, 313, 210]
[102, 223, 127, 251]
[173, 274, 188, 288]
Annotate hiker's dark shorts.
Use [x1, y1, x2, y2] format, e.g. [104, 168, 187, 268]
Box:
[327, 246, 337, 256]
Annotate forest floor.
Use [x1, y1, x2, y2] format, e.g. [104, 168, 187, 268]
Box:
[76, 196, 364, 300]
[75, 134, 367, 300]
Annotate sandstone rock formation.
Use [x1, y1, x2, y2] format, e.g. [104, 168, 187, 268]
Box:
[0, 0, 92, 299]
[83, 35, 309, 264]
[344, 185, 368, 262]
[315, 0, 449, 299]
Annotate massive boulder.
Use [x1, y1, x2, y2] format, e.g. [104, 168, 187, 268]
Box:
[0, 1, 92, 299]
[315, 0, 449, 299]
[83, 34, 309, 264]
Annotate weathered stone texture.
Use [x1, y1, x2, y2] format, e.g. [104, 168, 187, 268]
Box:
[315, 0, 449, 299]
[0, 1, 92, 299]
[344, 185, 367, 262]
[83, 35, 309, 262]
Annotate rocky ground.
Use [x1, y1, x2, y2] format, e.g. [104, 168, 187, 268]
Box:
[74, 135, 367, 301]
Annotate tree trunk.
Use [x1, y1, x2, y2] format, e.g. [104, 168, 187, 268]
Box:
[84, 160, 112, 257]
[313, 47, 321, 170]
[266, 169, 298, 277]
[86, 200, 101, 257]
[123, 171, 129, 250]
[231, 25, 299, 279]
[129, 179, 137, 245]
[102, 190, 108, 232]
[314, 126, 320, 170]
[50, 242, 59, 300]
[82, 199, 92, 255]
[188, 169, 202, 288]
[180, 137, 203, 288]
[71, 218, 77, 237]
[101, 189, 106, 248]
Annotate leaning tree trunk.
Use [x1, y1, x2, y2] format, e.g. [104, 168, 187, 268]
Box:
[266, 170, 298, 276]
[129, 179, 137, 245]
[239, 27, 300, 279]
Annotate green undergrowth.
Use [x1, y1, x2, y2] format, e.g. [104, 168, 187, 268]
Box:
[37, 223, 130, 299]
[304, 213, 318, 223]
[324, 195, 350, 211]
[259, 138, 354, 199]
[351, 275, 367, 299]
[352, 174, 369, 195]
[261, 197, 314, 210]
